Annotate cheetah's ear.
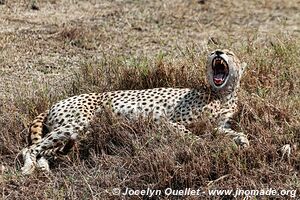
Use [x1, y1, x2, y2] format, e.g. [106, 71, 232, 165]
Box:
[240, 62, 247, 76]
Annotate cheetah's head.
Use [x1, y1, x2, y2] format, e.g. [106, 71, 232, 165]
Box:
[207, 49, 247, 93]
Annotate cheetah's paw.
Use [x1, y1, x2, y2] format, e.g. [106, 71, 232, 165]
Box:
[21, 148, 36, 175]
[37, 157, 50, 172]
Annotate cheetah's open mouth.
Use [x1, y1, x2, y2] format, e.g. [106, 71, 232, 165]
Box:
[212, 57, 229, 86]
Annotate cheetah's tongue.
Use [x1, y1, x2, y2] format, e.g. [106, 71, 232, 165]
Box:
[213, 74, 225, 85]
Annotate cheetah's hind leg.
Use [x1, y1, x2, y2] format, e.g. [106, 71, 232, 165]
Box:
[21, 140, 75, 175]
[36, 157, 50, 172]
[21, 124, 80, 175]
[21, 147, 37, 175]
[35, 140, 75, 172]
[21, 148, 50, 175]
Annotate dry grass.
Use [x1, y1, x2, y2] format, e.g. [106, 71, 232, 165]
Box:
[0, 0, 299, 199]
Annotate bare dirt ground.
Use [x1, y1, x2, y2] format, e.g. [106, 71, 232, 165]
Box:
[0, 0, 299, 199]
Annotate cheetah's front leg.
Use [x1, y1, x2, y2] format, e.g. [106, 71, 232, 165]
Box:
[169, 122, 192, 134]
[216, 116, 249, 148]
[167, 122, 201, 141]
[213, 108, 250, 148]
[217, 126, 249, 147]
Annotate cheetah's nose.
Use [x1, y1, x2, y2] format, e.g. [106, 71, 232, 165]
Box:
[215, 50, 224, 55]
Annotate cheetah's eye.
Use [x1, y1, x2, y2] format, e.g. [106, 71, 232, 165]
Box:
[226, 52, 234, 56]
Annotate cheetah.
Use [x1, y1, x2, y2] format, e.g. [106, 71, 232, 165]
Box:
[21, 49, 249, 175]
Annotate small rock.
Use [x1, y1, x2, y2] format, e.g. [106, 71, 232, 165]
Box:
[281, 144, 291, 159]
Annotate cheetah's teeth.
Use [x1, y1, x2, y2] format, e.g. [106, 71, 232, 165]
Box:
[214, 58, 222, 65]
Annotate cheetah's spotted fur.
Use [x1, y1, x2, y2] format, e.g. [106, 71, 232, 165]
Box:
[21, 49, 249, 175]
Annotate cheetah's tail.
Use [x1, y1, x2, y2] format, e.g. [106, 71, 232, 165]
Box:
[27, 110, 50, 146]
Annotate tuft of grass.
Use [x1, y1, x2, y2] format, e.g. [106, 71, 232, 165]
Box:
[70, 53, 206, 95]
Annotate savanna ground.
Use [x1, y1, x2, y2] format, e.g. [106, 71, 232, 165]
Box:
[0, 0, 299, 199]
